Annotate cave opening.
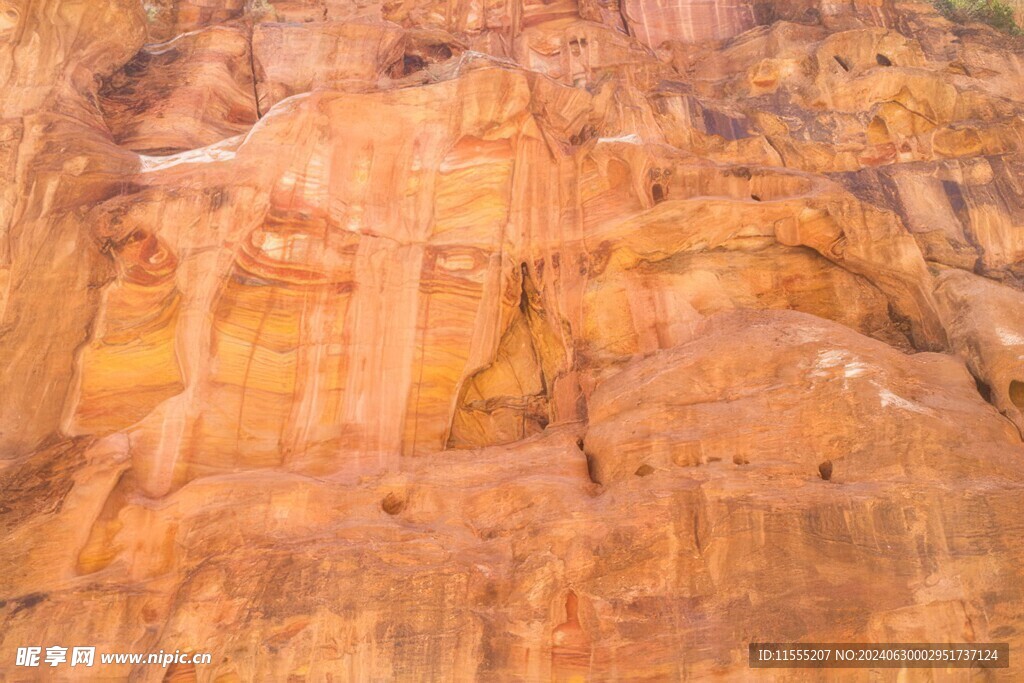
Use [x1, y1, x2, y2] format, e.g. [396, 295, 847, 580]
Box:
[818, 460, 833, 481]
[584, 449, 600, 485]
[381, 492, 406, 515]
[402, 54, 426, 74]
[394, 42, 456, 77]
[634, 464, 655, 477]
[652, 183, 665, 203]
[1010, 380, 1024, 411]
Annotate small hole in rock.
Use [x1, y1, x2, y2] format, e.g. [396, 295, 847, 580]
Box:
[733, 455, 749, 465]
[818, 460, 833, 481]
[402, 54, 426, 74]
[584, 452, 601, 485]
[381, 492, 406, 515]
[750, 193, 761, 201]
[876, 53, 893, 67]
[652, 183, 665, 203]
[833, 55, 850, 72]
[635, 464, 655, 477]
[563, 591, 579, 621]
[1010, 380, 1024, 411]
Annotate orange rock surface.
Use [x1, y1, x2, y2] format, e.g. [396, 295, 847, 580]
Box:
[2, 0, 1024, 679]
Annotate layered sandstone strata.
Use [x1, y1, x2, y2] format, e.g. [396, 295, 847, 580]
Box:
[2, 0, 1024, 679]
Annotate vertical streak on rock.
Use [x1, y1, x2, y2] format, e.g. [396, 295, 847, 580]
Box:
[0, 0, 146, 457]
[247, 21, 263, 120]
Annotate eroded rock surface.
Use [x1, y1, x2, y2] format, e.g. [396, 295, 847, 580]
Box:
[2, 0, 1024, 679]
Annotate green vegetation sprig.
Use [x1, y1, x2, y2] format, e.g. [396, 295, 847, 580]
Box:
[934, 0, 1023, 35]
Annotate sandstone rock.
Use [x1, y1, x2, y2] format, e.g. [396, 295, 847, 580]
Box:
[3, 0, 1024, 679]
[624, 0, 756, 48]
[252, 20, 405, 109]
[141, 0, 245, 39]
[583, 310, 1020, 485]
[100, 24, 259, 153]
[933, 268, 1024, 434]
[5, 315, 1024, 679]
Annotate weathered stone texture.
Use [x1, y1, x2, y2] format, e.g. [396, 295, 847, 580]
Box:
[2, 0, 1024, 679]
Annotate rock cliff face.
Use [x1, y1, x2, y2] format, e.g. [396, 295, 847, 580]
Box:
[2, 0, 1024, 679]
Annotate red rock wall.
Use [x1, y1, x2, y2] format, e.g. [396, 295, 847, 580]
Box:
[2, 0, 1024, 679]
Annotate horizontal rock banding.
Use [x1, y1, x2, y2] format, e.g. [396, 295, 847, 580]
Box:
[3, 0, 1024, 679]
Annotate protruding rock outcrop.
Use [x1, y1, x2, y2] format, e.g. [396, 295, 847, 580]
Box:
[584, 310, 1021, 485]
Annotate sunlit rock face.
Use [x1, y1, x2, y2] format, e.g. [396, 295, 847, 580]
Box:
[623, 0, 757, 47]
[3, 0, 1024, 679]
[100, 24, 259, 154]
